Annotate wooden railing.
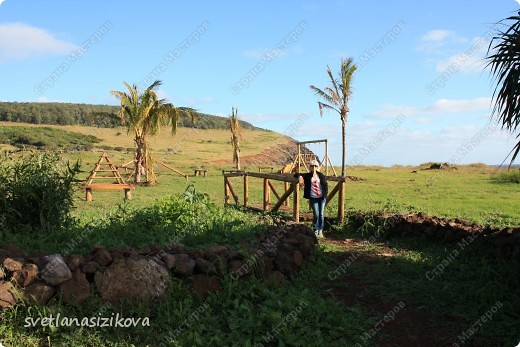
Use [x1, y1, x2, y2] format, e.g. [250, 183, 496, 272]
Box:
[222, 171, 346, 222]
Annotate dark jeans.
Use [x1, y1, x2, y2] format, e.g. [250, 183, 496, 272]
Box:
[310, 197, 325, 231]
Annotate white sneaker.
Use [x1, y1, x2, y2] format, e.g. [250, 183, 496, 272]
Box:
[317, 230, 324, 238]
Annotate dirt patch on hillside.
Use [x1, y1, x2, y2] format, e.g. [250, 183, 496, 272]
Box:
[211, 136, 300, 167]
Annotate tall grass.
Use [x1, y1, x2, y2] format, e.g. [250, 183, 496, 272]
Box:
[491, 170, 520, 184]
[0, 152, 81, 234]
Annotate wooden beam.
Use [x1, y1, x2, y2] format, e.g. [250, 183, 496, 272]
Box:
[326, 181, 340, 204]
[297, 139, 328, 145]
[85, 188, 92, 202]
[223, 172, 245, 178]
[337, 181, 345, 222]
[155, 160, 189, 181]
[293, 182, 300, 222]
[325, 175, 348, 182]
[271, 184, 294, 212]
[224, 177, 230, 205]
[243, 175, 249, 207]
[268, 180, 281, 201]
[263, 178, 270, 210]
[245, 171, 297, 182]
[225, 177, 239, 205]
[284, 182, 290, 207]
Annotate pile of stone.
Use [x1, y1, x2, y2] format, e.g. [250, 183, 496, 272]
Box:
[350, 212, 520, 259]
[0, 223, 317, 310]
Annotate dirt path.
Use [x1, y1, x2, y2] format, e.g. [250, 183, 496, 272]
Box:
[319, 235, 464, 347]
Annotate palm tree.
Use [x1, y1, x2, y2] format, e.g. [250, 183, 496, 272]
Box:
[310, 57, 357, 177]
[486, 12, 520, 165]
[111, 80, 193, 185]
[229, 107, 242, 170]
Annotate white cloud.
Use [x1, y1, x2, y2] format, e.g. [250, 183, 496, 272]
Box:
[417, 29, 467, 54]
[368, 97, 492, 119]
[344, 123, 514, 166]
[0, 0, 6, 6]
[421, 29, 453, 42]
[434, 36, 489, 73]
[0, 23, 77, 62]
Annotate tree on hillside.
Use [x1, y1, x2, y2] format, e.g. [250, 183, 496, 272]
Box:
[229, 107, 242, 170]
[486, 12, 520, 165]
[310, 57, 357, 177]
[111, 80, 194, 185]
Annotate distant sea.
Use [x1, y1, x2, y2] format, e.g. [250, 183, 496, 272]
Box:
[492, 164, 520, 168]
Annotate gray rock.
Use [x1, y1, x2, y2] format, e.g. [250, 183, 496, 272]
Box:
[40, 255, 72, 285]
[94, 257, 169, 305]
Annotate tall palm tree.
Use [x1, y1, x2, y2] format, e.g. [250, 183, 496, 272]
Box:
[486, 12, 520, 165]
[310, 57, 357, 177]
[111, 80, 193, 185]
[229, 107, 242, 170]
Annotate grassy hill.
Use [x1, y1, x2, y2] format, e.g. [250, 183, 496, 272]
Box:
[0, 121, 298, 169]
[0, 101, 259, 130]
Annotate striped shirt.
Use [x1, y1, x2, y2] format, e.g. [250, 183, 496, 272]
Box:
[310, 175, 322, 198]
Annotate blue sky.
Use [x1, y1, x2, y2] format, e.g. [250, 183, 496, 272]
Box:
[1, 0, 519, 166]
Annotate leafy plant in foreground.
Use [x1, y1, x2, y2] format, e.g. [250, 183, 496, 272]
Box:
[0, 152, 81, 233]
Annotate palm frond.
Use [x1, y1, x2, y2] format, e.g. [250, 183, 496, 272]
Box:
[486, 13, 520, 165]
[310, 85, 337, 108]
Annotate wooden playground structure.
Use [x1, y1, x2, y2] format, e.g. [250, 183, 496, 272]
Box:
[81, 152, 134, 202]
[81, 152, 189, 201]
[292, 139, 337, 176]
[118, 158, 189, 182]
[222, 171, 346, 223]
[223, 138, 345, 222]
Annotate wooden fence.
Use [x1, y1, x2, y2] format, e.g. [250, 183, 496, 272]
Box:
[222, 171, 346, 222]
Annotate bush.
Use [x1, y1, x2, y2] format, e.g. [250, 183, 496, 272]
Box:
[0, 152, 81, 233]
[491, 170, 520, 184]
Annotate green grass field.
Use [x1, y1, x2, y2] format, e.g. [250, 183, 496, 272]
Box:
[1, 123, 519, 346]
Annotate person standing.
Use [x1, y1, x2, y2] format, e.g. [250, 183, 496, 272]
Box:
[295, 159, 328, 237]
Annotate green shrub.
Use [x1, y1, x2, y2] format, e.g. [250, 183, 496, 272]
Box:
[491, 170, 520, 184]
[0, 152, 81, 233]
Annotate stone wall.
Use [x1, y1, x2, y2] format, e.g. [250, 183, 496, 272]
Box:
[0, 223, 317, 310]
[349, 212, 520, 259]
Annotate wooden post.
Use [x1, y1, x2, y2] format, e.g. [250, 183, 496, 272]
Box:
[85, 188, 92, 202]
[284, 182, 290, 207]
[337, 180, 345, 223]
[325, 139, 329, 176]
[263, 178, 270, 211]
[293, 182, 300, 222]
[244, 175, 249, 207]
[224, 177, 230, 205]
[297, 143, 301, 173]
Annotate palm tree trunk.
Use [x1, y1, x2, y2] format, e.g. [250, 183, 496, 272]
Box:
[145, 145, 156, 185]
[341, 119, 346, 177]
[236, 147, 240, 170]
[135, 136, 145, 184]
